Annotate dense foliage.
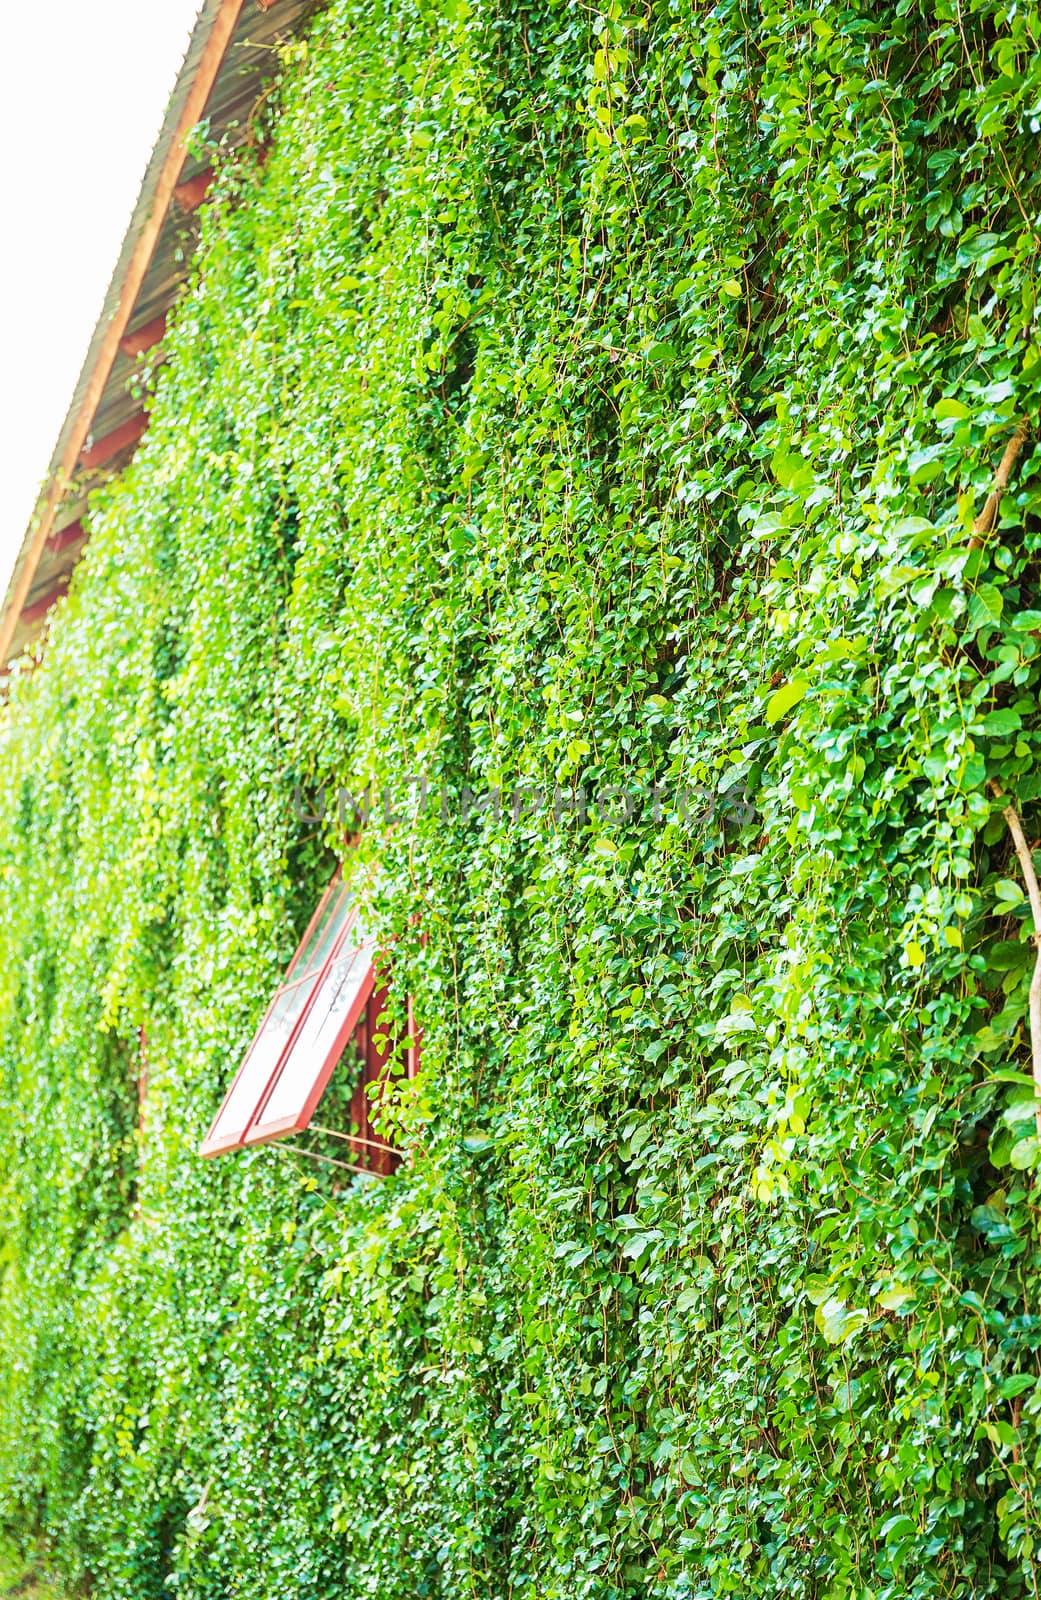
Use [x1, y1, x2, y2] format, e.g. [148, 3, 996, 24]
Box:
[4, 0, 1041, 1593]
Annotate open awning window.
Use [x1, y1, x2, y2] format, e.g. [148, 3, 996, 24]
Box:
[200, 877, 399, 1162]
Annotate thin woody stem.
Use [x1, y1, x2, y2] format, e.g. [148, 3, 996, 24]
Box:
[970, 419, 1031, 547]
[273, 1143, 380, 1178]
[990, 780, 1041, 1140]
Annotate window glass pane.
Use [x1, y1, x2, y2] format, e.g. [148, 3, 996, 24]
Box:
[287, 882, 352, 981]
[254, 932, 374, 1132]
[201, 876, 383, 1157]
[205, 980, 313, 1147]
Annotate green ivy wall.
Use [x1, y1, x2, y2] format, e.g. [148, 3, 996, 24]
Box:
[2, 0, 1041, 1594]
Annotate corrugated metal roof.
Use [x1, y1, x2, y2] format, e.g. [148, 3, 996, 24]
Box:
[0, 0, 321, 676]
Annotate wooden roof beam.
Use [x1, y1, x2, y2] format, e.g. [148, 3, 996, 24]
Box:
[45, 519, 87, 557]
[120, 312, 168, 360]
[174, 167, 215, 212]
[78, 412, 149, 473]
[20, 575, 71, 631]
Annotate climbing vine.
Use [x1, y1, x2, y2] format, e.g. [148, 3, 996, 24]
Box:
[3, 0, 1041, 1596]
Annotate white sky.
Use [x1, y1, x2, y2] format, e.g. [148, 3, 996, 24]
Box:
[0, 1, 203, 597]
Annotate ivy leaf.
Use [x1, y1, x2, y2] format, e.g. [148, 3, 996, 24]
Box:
[1009, 1137, 1038, 1170]
[999, 1373, 1036, 1399]
[980, 708, 1021, 736]
[765, 679, 809, 722]
[968, 584, 1004, 630]
[771, 450, 815, 493]
[995, 879, 1026, 911]
[621, 1232, 661, 1260]
[876, 565, 924, 599]
[815, 1296, 868, 1345]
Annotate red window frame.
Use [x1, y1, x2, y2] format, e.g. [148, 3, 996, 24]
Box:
[199, 877, 412, 1162]
[243, 915, 377, 1147]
